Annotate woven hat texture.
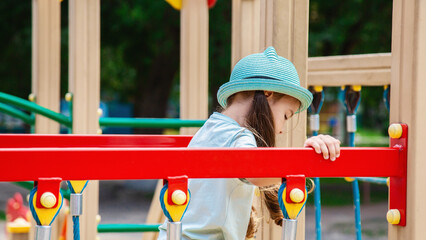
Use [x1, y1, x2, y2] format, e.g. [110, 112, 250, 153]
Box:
[217, 46, 313, 113]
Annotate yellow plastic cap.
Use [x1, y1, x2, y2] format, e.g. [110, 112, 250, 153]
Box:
[40, 192, 57, 209]
[352, 85, 362, 92]
[386, 177, 390, 187]
[344, 177, 355, 182]
[165, 0, 182, 10]
[289, 188, 304, 203]
[171, 190, 187, 205]
[96, 214, 101, 224]
[65, 93, 72, 102]
[387, 209, 401, 224]
[97, 108, 103, 117]
[314, 86, 323, 92]
[28, 93, 36, 102]
[388, 123, 403, 139]
[97, 129, 103, 135]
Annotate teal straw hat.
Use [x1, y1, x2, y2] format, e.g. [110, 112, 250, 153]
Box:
[217, 46, 313, 113]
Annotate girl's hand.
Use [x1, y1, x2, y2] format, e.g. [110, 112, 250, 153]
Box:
[304, 135, 341, 161]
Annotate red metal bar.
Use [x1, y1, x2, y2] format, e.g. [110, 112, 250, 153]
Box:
[0, 147, 401, 181]
[389, 123, 408, 226]
[0, 134, 192, 148]
[36, 178, 62, 209]
[166, 176, 188, 205]
[286, 175, 306, 203]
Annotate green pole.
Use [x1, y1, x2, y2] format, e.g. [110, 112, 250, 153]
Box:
[0, 92, 71, 127]
[97, 224, 160, 233]
[0, 103, 35, 125]
[99, 118, 205, 128]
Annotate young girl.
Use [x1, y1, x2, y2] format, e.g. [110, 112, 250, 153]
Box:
[158, 46, 340, 240]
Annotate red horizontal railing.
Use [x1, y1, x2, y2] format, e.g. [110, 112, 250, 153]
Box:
[0, 132, 408, 226]
[0, 134, 192, 148]
[0, 146, 400, 181]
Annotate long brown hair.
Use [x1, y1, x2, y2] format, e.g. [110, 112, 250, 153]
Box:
[226, 90, 284, 238]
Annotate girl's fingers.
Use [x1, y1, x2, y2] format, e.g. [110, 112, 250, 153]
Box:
[304, 138, 322, 154]
[335, 141, 341, 158]
[310, 141, 321, 154]
[305, 135, 341, 161]
[320, 135, 336, 161]
[317, 138, 329, 159]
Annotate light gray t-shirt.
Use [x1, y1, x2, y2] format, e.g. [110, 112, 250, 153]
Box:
[158, 112, 257, 240]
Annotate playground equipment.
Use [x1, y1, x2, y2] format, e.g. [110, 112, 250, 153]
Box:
[0, 123, 408, 239]
[0, 0, 423, 239]
[0, 86, 394, 239]
[0, 92, 206, 132]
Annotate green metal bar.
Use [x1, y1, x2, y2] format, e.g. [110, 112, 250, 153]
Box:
[97, 224, 160, 233]
[99, 118, 206, 128]
[13, 181, 34, 190]
[0, 103, 35, 125]
[0, 92, 71, 127]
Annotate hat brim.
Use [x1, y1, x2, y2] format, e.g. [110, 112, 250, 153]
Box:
[217, 78, 313, 114]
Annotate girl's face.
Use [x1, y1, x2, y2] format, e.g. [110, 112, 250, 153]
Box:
[265, 91, 301, 134]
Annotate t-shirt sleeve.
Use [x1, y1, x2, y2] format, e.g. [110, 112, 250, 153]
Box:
[233, 129, 257, 148]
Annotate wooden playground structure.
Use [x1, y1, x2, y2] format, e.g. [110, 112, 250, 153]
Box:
[2, 0, 425, 239]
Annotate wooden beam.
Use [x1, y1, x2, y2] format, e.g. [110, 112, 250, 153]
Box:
[144, 1, 209, 239]
[31, 0, 61, 133]
[308, 53, 391, 71]
[307, 53, 391, 86]
[68, 0, 100, 240]
[388, 0, 426, 239]
[232, 0, 309, 238]
[30, 1, 62, 240]
[248, 0, 310, 239]
[272, 1, 309, 239]
[308, 69, 390, 86]
[232, 0, 261, 67]
[179, 0, 209, 135]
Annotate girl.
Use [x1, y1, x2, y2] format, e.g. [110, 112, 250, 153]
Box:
[158, 46, 340, 240]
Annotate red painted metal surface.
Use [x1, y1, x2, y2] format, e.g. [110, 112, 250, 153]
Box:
[35, 178, 62, 209]
[389, 123, 408, 226]
[285, 175, 306, 203]
[0, 134, 192, 148]
[166, 176, 188, 205]
[0, 146, 401, 181]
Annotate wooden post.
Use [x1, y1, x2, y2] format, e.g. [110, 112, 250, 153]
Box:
[143, 1, 209, 239]
[388, 0, 426, 239]
[68, 0, 100, 240]
[260, 0, 310, 239]
[179, 0, 209, 135]
[232, 0, 309, 239]
[29, 1, 62, 240]
[231, 0, 262, 67]
[31, 0, 61, 133]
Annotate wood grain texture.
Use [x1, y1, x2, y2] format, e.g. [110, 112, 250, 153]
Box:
[180, 0, 209, 135]
[307, 53, 391, 86]
[68, 0, 100, 239]
[32, 0, 61, 134]
[389, 0, 426, 239]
